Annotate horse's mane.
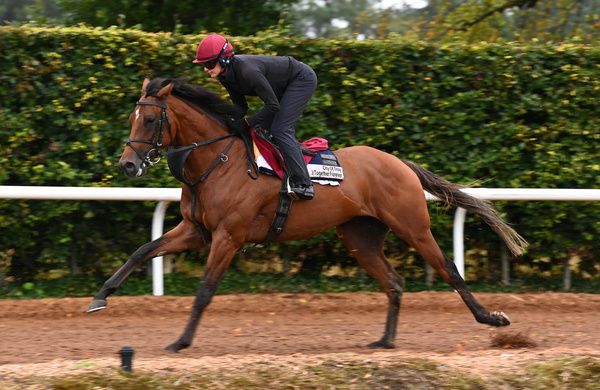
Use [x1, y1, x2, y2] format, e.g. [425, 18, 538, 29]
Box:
[145, 78, 243, 125]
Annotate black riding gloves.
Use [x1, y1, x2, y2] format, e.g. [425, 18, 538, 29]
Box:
[227, 116, 249, 135]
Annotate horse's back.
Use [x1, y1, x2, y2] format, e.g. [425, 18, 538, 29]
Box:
[270, 145, 430, 241]
[334, 145, 422, 189]
[329, 145, 433, 234]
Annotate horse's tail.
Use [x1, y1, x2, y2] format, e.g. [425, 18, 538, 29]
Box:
[402, 159, 528, 256]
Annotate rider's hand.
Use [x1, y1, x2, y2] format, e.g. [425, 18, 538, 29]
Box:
[228, 116, 249, 135]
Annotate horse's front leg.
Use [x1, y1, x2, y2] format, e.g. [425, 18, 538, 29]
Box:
[166, 229, 240, 352]
[87, 220, 207, 313]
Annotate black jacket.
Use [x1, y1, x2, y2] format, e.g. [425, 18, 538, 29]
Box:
[218, 55, 305, 130]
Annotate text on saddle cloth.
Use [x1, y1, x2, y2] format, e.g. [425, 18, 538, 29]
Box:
[250, 128, 344, 185]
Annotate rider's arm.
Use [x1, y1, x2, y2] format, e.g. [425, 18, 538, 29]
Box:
[244, 71, 280, 130]
[224, 85, 248, 117]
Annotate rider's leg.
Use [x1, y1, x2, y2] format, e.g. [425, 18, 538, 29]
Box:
[269, 64, 317, 200]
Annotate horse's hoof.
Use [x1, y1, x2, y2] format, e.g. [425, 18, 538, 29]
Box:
[86, 299, 108, 313]
[368, 340, 395, 349]
[165, 341, 189, 353]
[490, 311, 511, 327]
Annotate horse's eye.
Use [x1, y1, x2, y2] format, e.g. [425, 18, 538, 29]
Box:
[145, 117, 157, 125]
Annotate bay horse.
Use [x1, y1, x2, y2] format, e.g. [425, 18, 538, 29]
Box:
[87, 78, 527, 352]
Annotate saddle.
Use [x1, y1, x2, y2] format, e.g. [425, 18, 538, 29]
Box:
[166, 126, 344, 247]
[249, 127, 344, 246]
[250, 127, 344, 185]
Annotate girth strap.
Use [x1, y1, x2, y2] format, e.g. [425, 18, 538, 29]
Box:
[262, 174, 294, 246]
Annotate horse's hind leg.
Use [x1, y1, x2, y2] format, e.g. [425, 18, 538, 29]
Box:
[392, 220, 510, 327]
[336, 217, 403, 349]
[87, 219, 208, 312]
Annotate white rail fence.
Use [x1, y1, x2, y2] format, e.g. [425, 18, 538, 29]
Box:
[1, 186, 599, 296]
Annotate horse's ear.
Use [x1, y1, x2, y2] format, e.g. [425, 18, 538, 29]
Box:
[141, 78, 150, 96]
[157, 82, 174, 99]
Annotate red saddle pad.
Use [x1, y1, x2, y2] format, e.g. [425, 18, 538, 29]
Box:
[250, 129, 330, 179]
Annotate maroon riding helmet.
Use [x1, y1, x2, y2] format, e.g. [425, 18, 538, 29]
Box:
[193, 34, 235, 69]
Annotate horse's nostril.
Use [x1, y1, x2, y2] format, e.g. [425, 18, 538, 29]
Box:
[122, 161, 137, 176]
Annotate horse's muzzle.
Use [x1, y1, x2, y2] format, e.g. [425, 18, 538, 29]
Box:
[120, 160, 147, 177]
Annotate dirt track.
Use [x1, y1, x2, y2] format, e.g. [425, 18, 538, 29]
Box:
[0, 292, 598, 379]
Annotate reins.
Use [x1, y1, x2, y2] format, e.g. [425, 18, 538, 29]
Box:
[171, 135, 236, 185]
[128, 99, 240, 184]
[130, 95, 282, 246]
[127, 98, 242, 245]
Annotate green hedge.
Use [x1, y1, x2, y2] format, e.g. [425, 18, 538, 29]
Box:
[0, 26, 598, 284]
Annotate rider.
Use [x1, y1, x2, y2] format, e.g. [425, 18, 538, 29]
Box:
[193, 33, 317, 200]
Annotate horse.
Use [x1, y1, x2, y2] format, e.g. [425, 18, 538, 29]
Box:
[87, 78, 528, 352]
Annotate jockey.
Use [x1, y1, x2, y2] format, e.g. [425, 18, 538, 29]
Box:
[193, 33, 317, 200]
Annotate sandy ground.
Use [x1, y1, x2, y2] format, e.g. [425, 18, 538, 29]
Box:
[0, 292, 598, 379]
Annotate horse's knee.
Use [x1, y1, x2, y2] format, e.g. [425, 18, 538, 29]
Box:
[131, 238, 164, 259]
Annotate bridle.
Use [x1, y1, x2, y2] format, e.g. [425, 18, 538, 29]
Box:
[127, 100, 171, 168]
[127, 99, 236, 182]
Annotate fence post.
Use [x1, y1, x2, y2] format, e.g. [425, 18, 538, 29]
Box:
[425, 263, 434, 288]
[151, 201, 170, 296]
[453, 207, 467, 279]
[501, 245, 510, 285]
[563, 257, 572, 292]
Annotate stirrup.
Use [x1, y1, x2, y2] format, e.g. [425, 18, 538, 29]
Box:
[286, 177, 300, 200]
[286, 178, 314, 200]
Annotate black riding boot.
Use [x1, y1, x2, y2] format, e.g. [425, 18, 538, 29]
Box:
[289, 181, 314, 200]
[282, 146, 314, 200]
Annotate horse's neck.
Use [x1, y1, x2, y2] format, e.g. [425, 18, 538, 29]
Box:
[173, 102, 224, 152]
[187, 136, 245, 176]
[172, 104, 246, 184]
